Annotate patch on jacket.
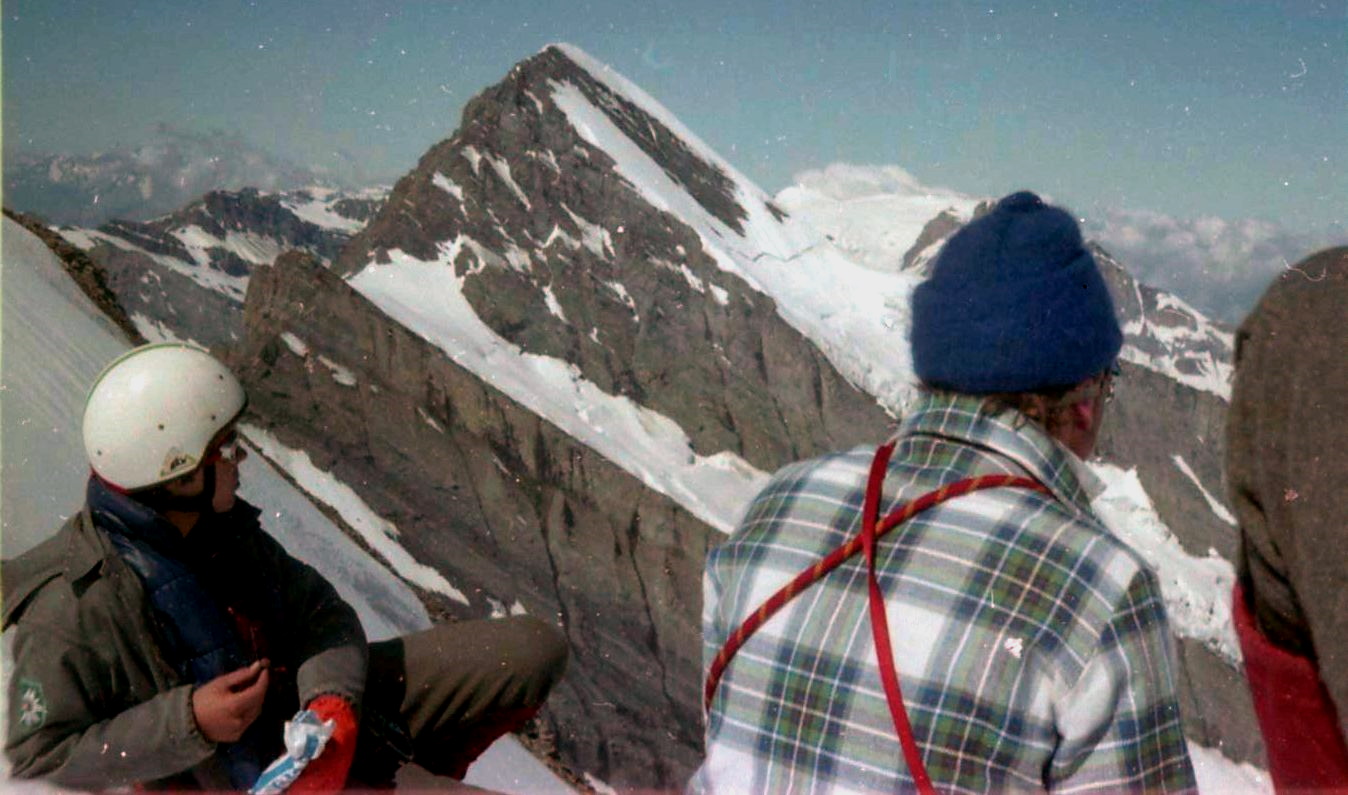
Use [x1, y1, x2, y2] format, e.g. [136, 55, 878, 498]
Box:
[16, 678, 48, 729]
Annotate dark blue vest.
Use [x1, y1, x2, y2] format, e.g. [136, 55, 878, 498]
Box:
[88, 477, 268, 790]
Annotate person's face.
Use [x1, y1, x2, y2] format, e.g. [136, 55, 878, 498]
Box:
[165, 426, 247, 513]
[1078, 379, 1111, 458]
[203, 427, 247, 513]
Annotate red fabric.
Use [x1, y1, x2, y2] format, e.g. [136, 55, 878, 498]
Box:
[226, 606, 272, 664]
[1233, 583, 1348, 792]
[289, 695, 358, 792]
[705, 441, 1051, 794]
[861, 441, 936, 795]
[437, 705, 541, 781]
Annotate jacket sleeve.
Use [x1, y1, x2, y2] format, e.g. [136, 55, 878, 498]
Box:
[4, 620, 216, 788]
[1225, 252, 1348, 741]
[258, 530, 368, 711]
[1047, 569, 1197, 793]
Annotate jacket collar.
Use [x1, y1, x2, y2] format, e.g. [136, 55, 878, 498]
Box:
[87, 476, 186, 552]
[75, 478, 264, 580]
[2, 480, 264, 626]
[63, 507, 109, 584]
[899, 391, 1104, 518]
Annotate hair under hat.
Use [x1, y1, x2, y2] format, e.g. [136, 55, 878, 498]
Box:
[910, 191, 1122, 393]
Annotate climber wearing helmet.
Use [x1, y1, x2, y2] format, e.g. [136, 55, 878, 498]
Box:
[3, 343, 567, 791]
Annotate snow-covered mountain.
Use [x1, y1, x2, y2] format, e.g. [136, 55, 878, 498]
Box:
[9, 43, 1271, 791]
[3, 126, 356, 228]
[55, 186, 385, 347]
[775, 163, 987, 273]
[0, 217, 576, 793]
[776, 164, 1235, 400]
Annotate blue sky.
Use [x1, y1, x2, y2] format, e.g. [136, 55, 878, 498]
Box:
[3, 1, 1345, 230]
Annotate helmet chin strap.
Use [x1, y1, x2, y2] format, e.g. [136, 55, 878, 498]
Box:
[137, 464, 220, 516]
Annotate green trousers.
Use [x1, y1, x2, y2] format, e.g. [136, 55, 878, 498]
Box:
[350, 615, 568, 786]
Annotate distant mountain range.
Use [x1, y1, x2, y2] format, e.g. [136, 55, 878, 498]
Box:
[3, 125, 369, 227]
[52, 186, 383, 347]
[16, 44, 1264, 789]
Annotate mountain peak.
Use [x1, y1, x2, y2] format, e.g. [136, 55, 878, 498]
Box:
[338, 44, 789, 279]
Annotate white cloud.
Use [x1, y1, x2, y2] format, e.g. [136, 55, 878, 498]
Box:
[1084, 208, 1345, 324]
[788, 163, 961, 202]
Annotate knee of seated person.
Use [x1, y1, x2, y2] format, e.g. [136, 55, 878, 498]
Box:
[520, 615, 570, 677]
[505, 615, 569, 693]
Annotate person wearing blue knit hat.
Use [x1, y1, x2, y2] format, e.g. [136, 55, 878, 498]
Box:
[910, 190, 1125, 457]
[695, 191, 1195, 793]
[912, 190, 1122, 395]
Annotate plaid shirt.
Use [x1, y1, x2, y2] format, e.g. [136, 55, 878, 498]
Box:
[693, 392, 1196, 794]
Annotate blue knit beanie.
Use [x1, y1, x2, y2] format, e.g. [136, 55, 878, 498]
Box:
[911, 191, 1122, 393]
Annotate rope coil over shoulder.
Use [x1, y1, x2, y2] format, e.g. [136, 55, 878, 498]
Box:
[704, 440, 1051, 794]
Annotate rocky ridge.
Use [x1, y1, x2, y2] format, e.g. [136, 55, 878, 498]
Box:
[336, 45, 892, 474]
[237, 250, 716, 784]
[55, 187, 384, 348]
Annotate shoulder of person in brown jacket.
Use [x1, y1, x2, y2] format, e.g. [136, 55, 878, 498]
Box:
[1227, 246, 1348, 789]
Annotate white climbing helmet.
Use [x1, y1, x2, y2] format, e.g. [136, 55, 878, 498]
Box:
[82, 343, 247, 491]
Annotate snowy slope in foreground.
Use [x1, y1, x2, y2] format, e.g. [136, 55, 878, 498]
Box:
[0, 218, 570, 793]
[1, 218, 129, 550]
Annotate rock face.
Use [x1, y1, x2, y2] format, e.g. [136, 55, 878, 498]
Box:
[337, 46, 892, 474]
[237, 251, 718, 784]
[252, 45, 901, 788]
[1096, 362, 1260, 763]
[58, 187, 381, 347]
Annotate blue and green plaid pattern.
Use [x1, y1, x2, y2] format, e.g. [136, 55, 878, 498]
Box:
[694, 392, 1196, 794]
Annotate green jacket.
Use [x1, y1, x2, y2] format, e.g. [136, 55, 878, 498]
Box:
[2, 501, 368, 790]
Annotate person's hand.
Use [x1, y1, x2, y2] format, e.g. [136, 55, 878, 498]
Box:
[192, 660, 270, 743]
